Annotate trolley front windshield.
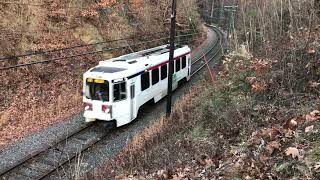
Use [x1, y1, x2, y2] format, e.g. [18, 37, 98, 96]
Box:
[85, 79, 109, 102]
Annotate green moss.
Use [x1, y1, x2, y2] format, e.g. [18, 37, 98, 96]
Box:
[310, 147, 320, 162]
[209, 92, 231, 112]
[273, 162, 292, 175]
[229, 71, 255, 93]
[190, 124, 209, 140]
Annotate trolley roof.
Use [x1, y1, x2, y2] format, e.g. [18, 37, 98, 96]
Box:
[84, 44, 191, 81]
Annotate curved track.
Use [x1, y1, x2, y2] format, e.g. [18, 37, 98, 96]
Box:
[191, 27, 223, 76]
[0, 26, 224, 180]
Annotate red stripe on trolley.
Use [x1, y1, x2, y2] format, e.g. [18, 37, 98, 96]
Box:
[148, 61, 169, 71]
[147, 52, 190, 71]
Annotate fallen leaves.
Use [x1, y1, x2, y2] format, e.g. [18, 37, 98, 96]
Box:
[285, 147, 302, 160]
[307, 48, 316, 55]
[310, 110, 320, 116]
[245, 76, 269, 93]
[305, 125, 314, 133]
[314, 162, 320, 172]
[308, 80, 320, 88]
[114, 175, 126, 180]
[156, 170, 169, 179]
[306, 110, 320, 122]
[245, 76, 257, 85]
[81, 10, 99, 18]
[261, 128, 281, 141]
[283, 116, 307, 129]
[283, 118, 298, 130]
[171, 174, 180, 180]
[284, 129, 295, 138]
[197, 154, 215, 168]
[265, 141, 281, 155]
[248, 128, 280, 146]
[250, 58, 273, 76]
[205, 159, 214, 168]
[289, 35, 294, 40]
[251, 81, 268, 93]
[241, 109, 320, 178]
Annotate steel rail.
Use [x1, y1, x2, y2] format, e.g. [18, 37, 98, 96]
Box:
[191, 47, 221, 77]
[190, 28, 223, 76]
[38, 127, 115, 180]
[191, 37, 219, 66]
[0, 122, 96, 176]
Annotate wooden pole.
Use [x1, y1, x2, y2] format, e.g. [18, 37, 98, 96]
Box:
[166, 0, 177, 117]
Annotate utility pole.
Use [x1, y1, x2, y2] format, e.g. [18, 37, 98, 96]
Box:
[224, 5, 237, 40]
[316, 0, 320, 17]
[166, 0, 177, 117]
[210, 0, 215, 17]
[210, 0, 214, 24]
[219, 0, 224, 26]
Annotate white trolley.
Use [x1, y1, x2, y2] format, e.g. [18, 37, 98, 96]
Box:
[83, 44, 191, 127]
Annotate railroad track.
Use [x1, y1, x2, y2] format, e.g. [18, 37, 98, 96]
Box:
[0, 26, 224, 180]
[191, 26, 223, 76]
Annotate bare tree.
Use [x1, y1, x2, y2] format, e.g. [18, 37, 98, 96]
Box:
[316, 0, 320, 17]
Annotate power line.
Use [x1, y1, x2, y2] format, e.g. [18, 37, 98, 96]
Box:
[0, 1, 95, 9]
[0, 32, 203, 71]
[0, 29, 196, 62]
[0, 31, 165, 62]
[0, 33, 200, 71]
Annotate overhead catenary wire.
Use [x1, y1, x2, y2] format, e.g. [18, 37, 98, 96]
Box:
[0, 29, 197, 62]
[0, 1, 97, 9]
[0, 1, 200, 61]
[0, 32, 203, 71]
[0, 34, 200, 71]
[0, 31, 167, 62]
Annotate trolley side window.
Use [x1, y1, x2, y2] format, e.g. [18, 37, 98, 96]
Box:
[152, 68, 160, 85]
[182, 56, 187, 69]
[161, 64, 168, 80]
[130, 85, 135, 99]
[175, 58, 181, 72]
[113, 81, 126, 101]
[85, 80, 109, 102]
[141, 72, 150, 91]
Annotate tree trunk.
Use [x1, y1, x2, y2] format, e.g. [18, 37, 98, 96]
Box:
[316, 0, 320, 17]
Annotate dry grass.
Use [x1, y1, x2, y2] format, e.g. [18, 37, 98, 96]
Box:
[0, 111, 10, 129]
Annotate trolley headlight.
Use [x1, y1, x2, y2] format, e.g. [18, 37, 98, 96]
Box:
[102, 105, 112, 114]
[84, 102, 92, 111]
